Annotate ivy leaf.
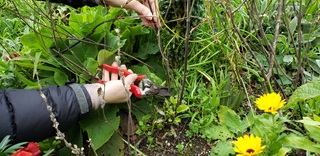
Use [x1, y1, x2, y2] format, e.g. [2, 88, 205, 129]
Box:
[284, 80, 320, 110]
[79, 105, 120, 150]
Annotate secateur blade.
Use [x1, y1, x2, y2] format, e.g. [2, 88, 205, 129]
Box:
[155, 88, 172, 97]
[138, 79, 171, 98]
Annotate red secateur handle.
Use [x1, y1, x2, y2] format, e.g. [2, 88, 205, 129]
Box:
[102, 64, 146, 82]
[101, 64, 147, 98]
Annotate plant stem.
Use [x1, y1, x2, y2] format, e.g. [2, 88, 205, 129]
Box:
[178, 0, 191, 106]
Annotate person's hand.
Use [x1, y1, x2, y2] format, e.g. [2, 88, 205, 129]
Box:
[102, 62, 137, 104]
[84, 62, 137, 109]
[102, 0, 161, 28]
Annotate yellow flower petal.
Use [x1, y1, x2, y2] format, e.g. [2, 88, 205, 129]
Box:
[233, 134, 266, 156]
[255, 92, 286, 114]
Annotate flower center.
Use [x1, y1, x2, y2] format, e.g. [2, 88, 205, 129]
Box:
[246, 148, 255, 154]
[268, 107, 273, 110]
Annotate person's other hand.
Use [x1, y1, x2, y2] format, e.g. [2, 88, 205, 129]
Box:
[102, 62, 137, 104]
[103, 0, 161, 28]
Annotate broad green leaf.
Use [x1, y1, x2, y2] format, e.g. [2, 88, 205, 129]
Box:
[281, 134, 320, 153]
[20, 33, 40, 50]
[218, 106, 247, 133]
[289, 17, 297, 33]
[284, 80, 320, 110]
[130, 65, 162, 85]
[80, 58, 98, 83]
[298, 117, 320, 142]
[97, 49, 116, 66]
[96, 133, 124, 156]
[210, 141, 234, 156]
[54, 71, 68, 86]
[297, 117, 320, 126]
[274, 147, 291, 156]
[79, 105, 120, 150]
[69, 42, 98, 62]
[201, 124, 233, 141]
[136, 42, 159, 60]
[176, 104, 189, 113]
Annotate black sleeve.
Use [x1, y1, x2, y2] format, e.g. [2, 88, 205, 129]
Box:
[39, 0, 98, 8]
[0, 84, 92, 143]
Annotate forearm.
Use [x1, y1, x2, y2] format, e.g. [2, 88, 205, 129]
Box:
[0, 84, 93, 143]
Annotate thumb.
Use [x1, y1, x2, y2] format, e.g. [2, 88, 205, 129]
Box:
[125, 1, 153, 20]
[124, 74, 138, 85]
[125, 74, 138, 85]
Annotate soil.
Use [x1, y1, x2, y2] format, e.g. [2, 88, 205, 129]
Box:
[122, 119, 211, 156]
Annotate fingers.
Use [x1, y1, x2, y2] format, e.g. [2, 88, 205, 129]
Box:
[111, 62, 119, 80]
[102, 66, 110, 82]
[144, 0, 161, 28]
[126, 1, 153, 20]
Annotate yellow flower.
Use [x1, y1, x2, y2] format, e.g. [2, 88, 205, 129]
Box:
[234, 134, 266, 156]
[255, 92, 286, 114]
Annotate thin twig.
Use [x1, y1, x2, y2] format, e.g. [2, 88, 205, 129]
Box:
[178, 0, 191, 106]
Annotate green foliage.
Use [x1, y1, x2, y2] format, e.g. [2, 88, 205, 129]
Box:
[2, 0, 320, 155]
[79, 105, 120, 150]
[285, 80, 320, 110]
[0, 136, 27, 155]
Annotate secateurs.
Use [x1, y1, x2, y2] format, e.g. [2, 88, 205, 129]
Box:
[100, 64, 171, 98]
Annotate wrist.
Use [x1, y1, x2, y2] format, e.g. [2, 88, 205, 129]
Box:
[84, 84, 106, 110]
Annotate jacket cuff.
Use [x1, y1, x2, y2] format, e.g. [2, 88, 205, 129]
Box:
[69, 84, 92, 114]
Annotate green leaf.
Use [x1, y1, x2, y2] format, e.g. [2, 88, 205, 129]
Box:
[79, 105, 120, 150]
[210, 141, 234, 156]
[201, 124, 234, 141]
[283, 55, 293, 64]
[274, 147, 291, 156]
[218, 106, 247, 133]
[314, 114, 320, 122]
[96, 133, 124, 156]
[284, 80, 320, 110]
[298, 117, 320, 142]
[80, 57, 98, 83]
[13, 69, 37, 87]
[54, 71, 68, 86]
[176, 104, 189, 113]
[281, 134, 320, 153]
[136, 42, 159, 60]
[260, 0, 268, 13]
[69, 42, 98, 62]
[289, 17, 297, 33]
[33, 52, 42, 78]
[0, 135, 10, 152]
[97, 49, 116, 66]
